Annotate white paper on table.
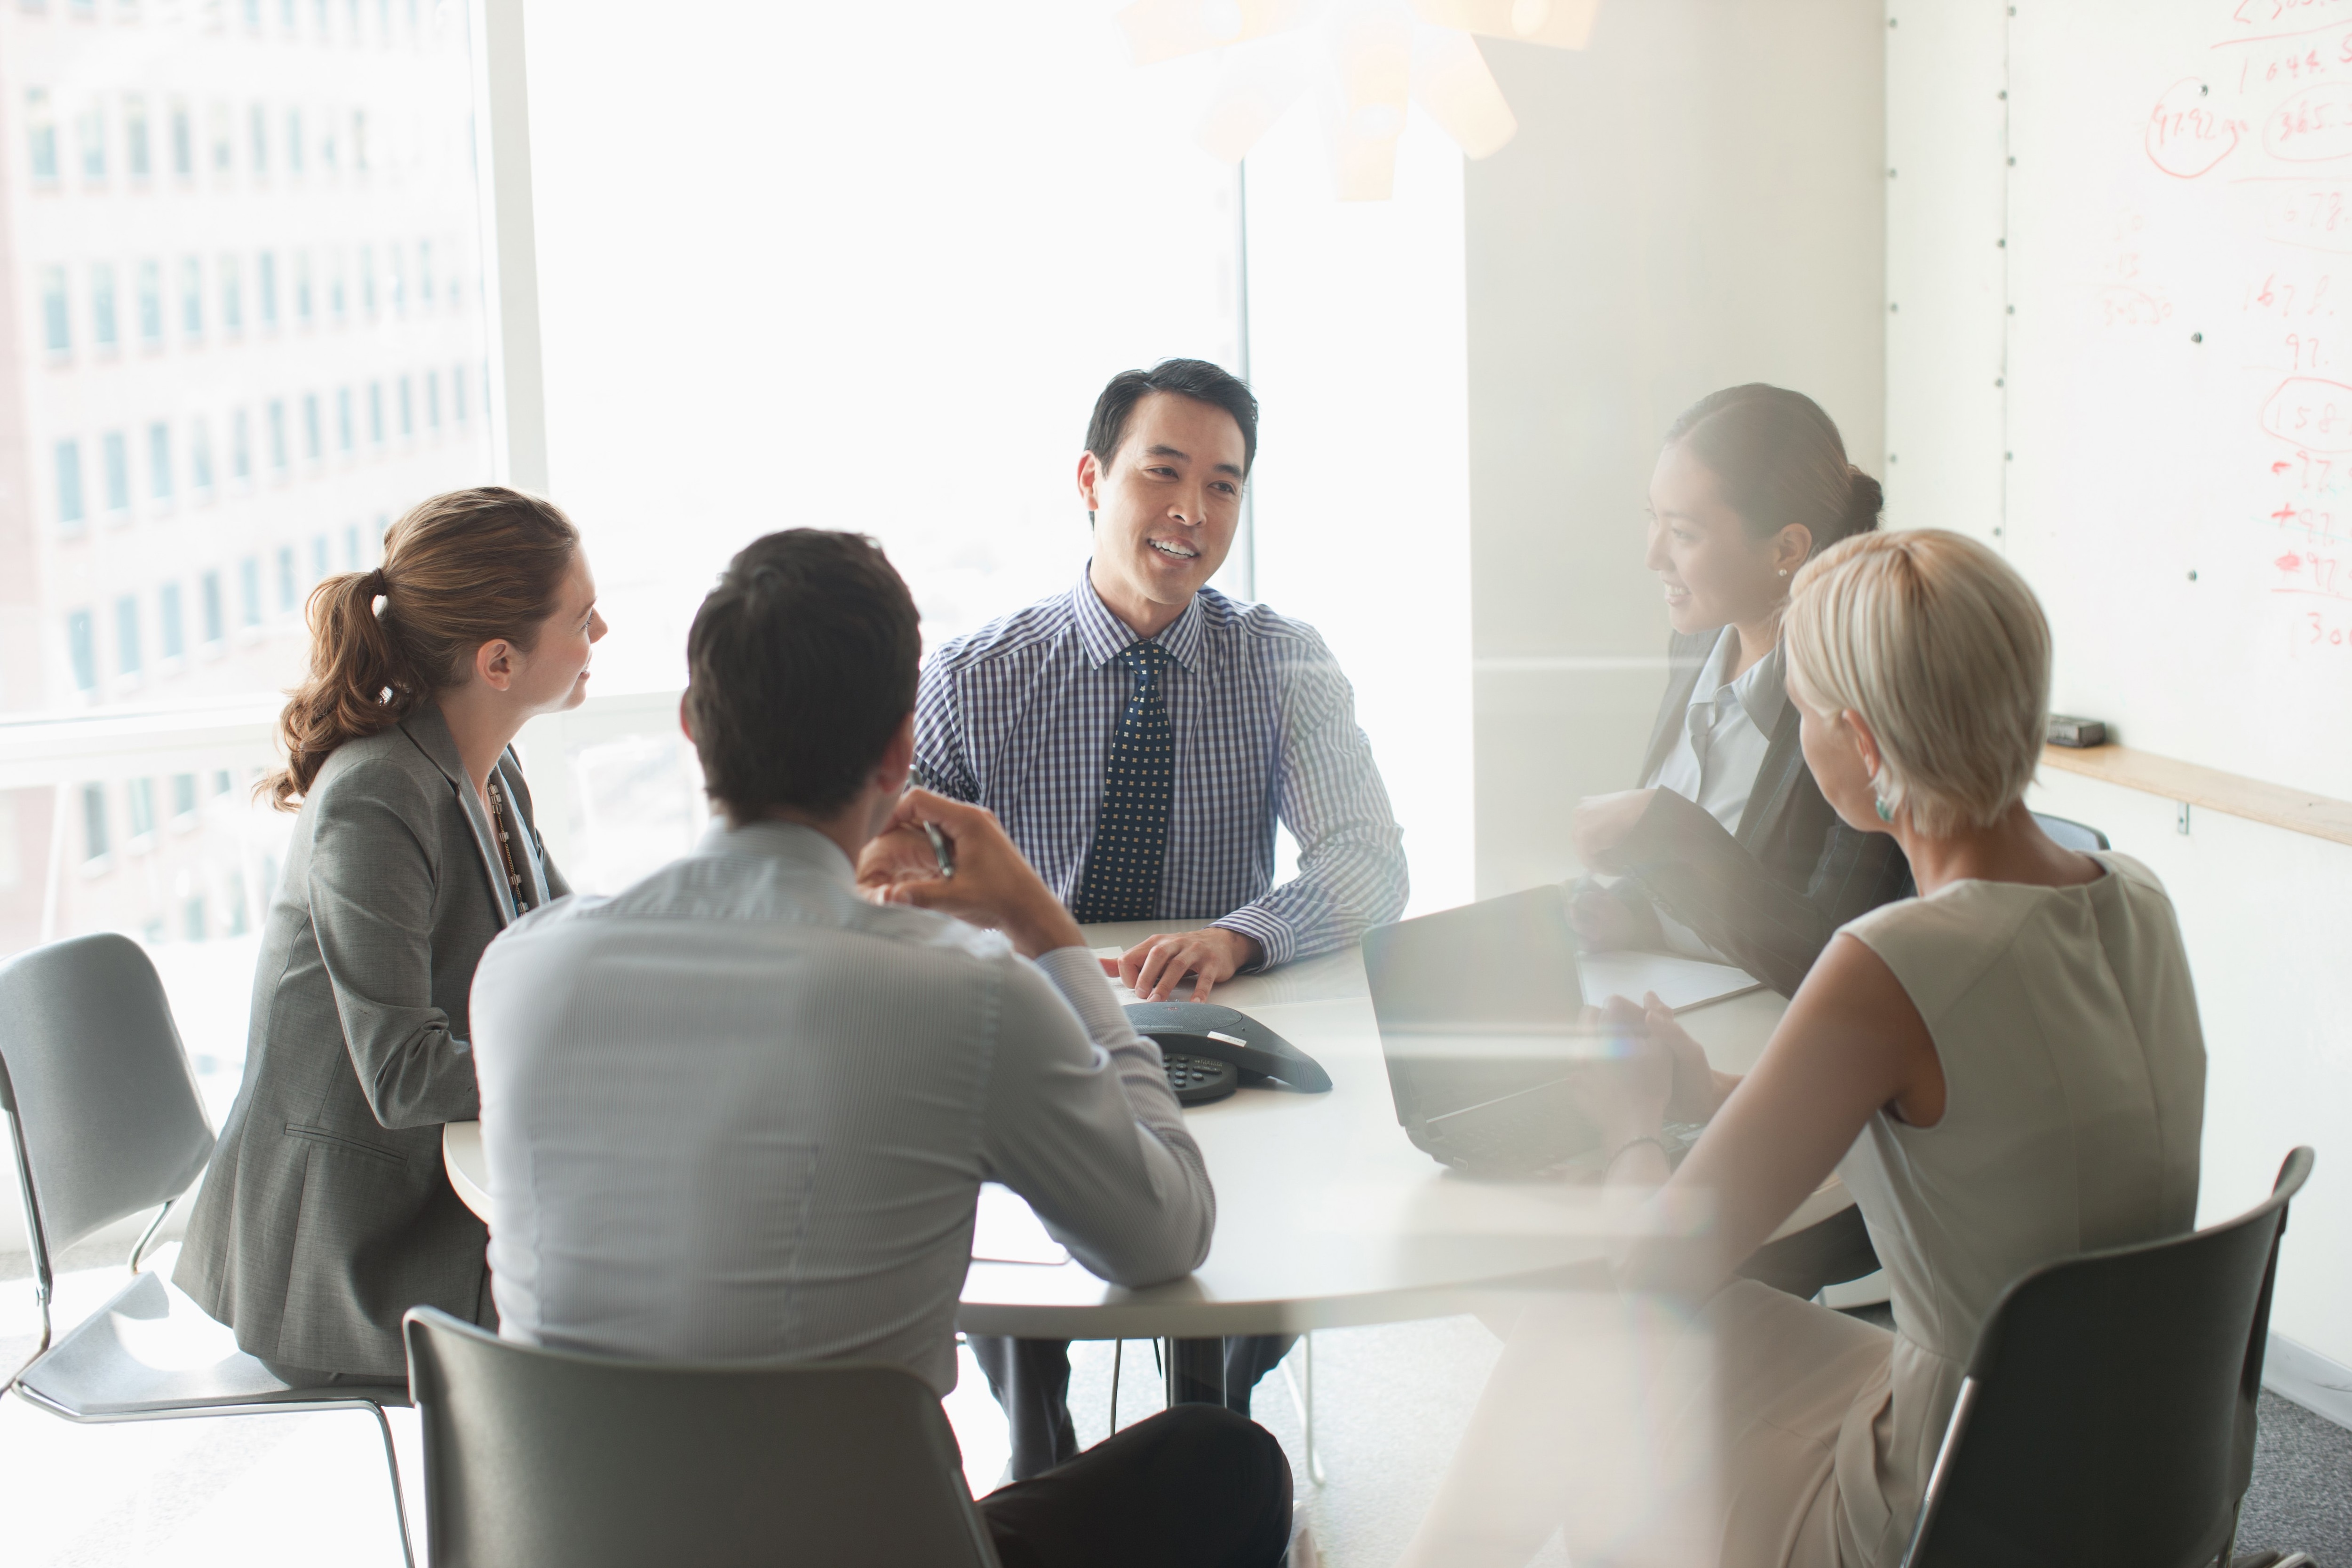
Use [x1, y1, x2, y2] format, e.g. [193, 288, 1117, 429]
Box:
[1578, 950, 1764, 1013]
[972, 1181, 1070, 1266]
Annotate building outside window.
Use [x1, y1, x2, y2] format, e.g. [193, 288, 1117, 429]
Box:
[67, 610, 96, 692]
[89, 263, 116, 350]
[232, 408, 251, 483]
[368, 380, 383, 443]
[337, 386, 353, 451]
[311, 534, 329, 582]
[180, 256, 203, 337]
[238, 555, 262, 626]
[275, 545, 296, 612]
[389, 243, 405, 314]
[302, 392, 321, 460]
[210, 101, 232, 172]
[125, 95, 150, 178]
[267, 398, 286, 471]
[77, 99, 105, 181]
[344, 523, 361, 568]
[286, 107, 303, 175]
[26, 88, 59, 182]
[172, 773, 199, 821]
[359, 243, 375, 314]
[191, 419, 213, 492]
[453, 364, 467, 422]
[81, 784, 108, 863]
[201, 570, 225, 644]
[257, 250, 277, 327]
[40, 266, 69, 354]
[330, 251, 346, 319]
[352, 106, 367, 170]
[127, 777, 156, 840]
[55, 439, 83, 527]
[247, 102, 267, 175]
[398, 375, 412, 437]
[419, 238, 434, 306]
[425, 370, 439, 429]
[183, 896, 207, 942]
[295, 250, 312, 324]
[220, 253, 243, 332]
[101, 430, 129, 514]
[137, 259, 162, 344]
[148, 421, 172, 500]
[115, 594, 141, 678]
[159, 581, 185, 660]
[170, 99, 191, 176]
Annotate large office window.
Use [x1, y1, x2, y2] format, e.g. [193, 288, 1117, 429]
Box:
[55, 439, 84, 528]
[40, 266, 69, 354]
[91, 263, 118, 349]
[101, 431, 129, 514]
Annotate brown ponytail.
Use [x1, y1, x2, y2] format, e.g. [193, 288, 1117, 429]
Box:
[1662, 385, 1883, 559]
[265, 486, 581, 809]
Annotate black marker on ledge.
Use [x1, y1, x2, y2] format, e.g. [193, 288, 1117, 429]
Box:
[2048, 714, 2107, 748]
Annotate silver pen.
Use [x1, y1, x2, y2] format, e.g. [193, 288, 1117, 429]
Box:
[921, 820, 955, 880]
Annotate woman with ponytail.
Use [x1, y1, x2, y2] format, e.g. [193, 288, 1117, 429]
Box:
[175, 486, 604, 1383]
[1567, 386, 1911, 1300]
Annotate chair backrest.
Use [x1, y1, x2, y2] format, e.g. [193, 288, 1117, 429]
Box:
[403, 1308, 1002, 1568]
[0, 933, 215, 1266]
[2032, 812, 2111, 852]
[1906, 1148, 2314, 1568]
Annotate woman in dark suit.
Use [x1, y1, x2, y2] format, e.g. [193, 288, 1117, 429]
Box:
[1570, 385, 1912, 997]
[175, 486, 604, 1382]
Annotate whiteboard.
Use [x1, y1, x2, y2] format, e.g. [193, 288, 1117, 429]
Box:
[2004, 0, 2352, 795]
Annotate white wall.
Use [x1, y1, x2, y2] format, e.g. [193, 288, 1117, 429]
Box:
[1461, 1, 1889, 898]
[1891, 0, 2352, 1372]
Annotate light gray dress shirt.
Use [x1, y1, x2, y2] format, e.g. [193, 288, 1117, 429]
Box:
[469, 820, 1214, 1395]
[1644, 627, 1787, 962]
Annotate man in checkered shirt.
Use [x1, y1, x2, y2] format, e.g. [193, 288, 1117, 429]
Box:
[876, 358, 1408, 1479]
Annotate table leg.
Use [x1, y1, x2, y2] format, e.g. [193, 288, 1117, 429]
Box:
[1164, 1336, 1226, 1407]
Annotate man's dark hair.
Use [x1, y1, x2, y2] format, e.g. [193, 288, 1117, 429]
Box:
[684, 530, 921, 822]
[1085, 358, 1259, 478]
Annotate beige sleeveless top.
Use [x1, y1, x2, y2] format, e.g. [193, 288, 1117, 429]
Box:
[1828, 851, 2206, 1564]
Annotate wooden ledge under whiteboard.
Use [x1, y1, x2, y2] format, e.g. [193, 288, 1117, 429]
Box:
[2040, 744, 2352, 850]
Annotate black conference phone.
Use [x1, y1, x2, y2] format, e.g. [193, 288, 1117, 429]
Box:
[1125, 1001, 1334, 1107]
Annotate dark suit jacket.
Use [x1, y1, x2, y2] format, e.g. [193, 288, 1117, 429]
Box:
[1610, 630, 1912, 998]
[175, 705, 563, 1377]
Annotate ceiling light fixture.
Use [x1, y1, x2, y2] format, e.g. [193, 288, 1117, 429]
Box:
[1117, 0, 1601, 200]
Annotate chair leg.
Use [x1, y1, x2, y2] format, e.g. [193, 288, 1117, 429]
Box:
[1278, 1333, 1326, 1487]
[1109, 1338, 1123, 1435]
[127, 1199, 173, 1274]
[364, 1402, 417, 1568]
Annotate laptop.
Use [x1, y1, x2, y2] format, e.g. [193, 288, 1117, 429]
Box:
[1364, 886, 1734, 1178]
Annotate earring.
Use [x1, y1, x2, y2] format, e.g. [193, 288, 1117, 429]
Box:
[1871, 768, 1895, 822]
[1875, 795, 1894, 823]
[1778, 569, 1790, 577]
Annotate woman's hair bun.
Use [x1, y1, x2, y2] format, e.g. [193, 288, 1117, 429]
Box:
[1844, 465, 1885, 538]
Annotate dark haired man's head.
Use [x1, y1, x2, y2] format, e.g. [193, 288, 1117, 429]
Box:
[1078, 359, 1257, 640]
[683, 530, 921, 833]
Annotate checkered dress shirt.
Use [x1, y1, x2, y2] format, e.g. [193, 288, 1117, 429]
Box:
[914, 565, 1409, 968]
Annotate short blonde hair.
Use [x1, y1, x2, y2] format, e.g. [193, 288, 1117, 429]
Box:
[1783, 530, 2050, 837]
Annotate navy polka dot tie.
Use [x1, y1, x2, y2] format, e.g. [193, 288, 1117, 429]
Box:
[1071, 641, 1174, 923]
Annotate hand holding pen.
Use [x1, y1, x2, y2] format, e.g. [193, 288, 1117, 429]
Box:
[855, 788, 1085, 959]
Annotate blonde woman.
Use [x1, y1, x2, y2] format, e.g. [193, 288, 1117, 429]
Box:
[1398, 531, 2205, 1568]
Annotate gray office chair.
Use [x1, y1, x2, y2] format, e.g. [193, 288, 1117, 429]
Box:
[0, 933, 414, 1567]
[2032, 812, 2111, 852]
[1901, 1147, 2316, 1568]
[404, 1307, 1002, 1568]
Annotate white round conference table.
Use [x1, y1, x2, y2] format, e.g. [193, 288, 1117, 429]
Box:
[444, 919, 1847, 1347]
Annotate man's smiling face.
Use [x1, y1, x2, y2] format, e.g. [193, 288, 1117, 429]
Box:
[1080, 390, 1247, 635]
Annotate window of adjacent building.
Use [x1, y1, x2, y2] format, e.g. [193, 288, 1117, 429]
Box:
[77, 100, 106, 181]
[359, 244, 376, 315]
[81, 784, 108, 862]
[115, 595, 141, 677]
[183, 897, 207, 942]
[302, 392, 321, 460]
[220, 253, 243, 333]
[125, 95, 150, 179]
[148, 421, 172, 501]
[330, 251, 346, 320]
[286, 107, 304, 175]
[247, 103, 267, 176]
[159, 582, 184, 661]
[426, 370, 440, 429]
[101, 431, 129, 515]
[452, 363, 468, 423]
[344, 523, 362, 569]
[398, 375, 413, 437]
[352, 108, 368, 171]
[127, 778, 156, 841]
[238, 556, 261, 626]
[27, 88, 59, 183]
[311, 534, 329, 582]
[210, 103, 232, 173]
[279, 0, 294, 30]
[276, 546, 297, 613]
[242, 0, 259, 30]
[67, 611, 96, 693]
[337, 386, 354, 451]
[170, 99, 191, 177]
[55, 439, 84, 528]
[191, 419, 214, 493]
[267, 398, 287, 472]
[367, 381, 383, 443]
[181, 256, 202, 337]
[389, 244, 405, 315]
[90, 263, 117, 349]
[295, 250, 313, 324]
[257, 251, 277, 327]
[232, 409, 251, 483]
[201, 570, 224, 643]
[41, 266, 69, 354]
[138, 259, 162, 344]
[419, 238, 434, 306]
[321, 106, 339, 173]
[172, 772, 198, 822]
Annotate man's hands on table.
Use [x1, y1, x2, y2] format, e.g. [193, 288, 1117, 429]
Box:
[1118, 927, 1261, 1002]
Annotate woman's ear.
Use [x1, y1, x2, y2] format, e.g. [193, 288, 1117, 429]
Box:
[473, 638, 516, 692]
[1774, 524, 1813, 579]
[1842, 709, 1883, 780]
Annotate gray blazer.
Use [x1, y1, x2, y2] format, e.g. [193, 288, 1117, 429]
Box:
[175, 705, 561, 1377]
